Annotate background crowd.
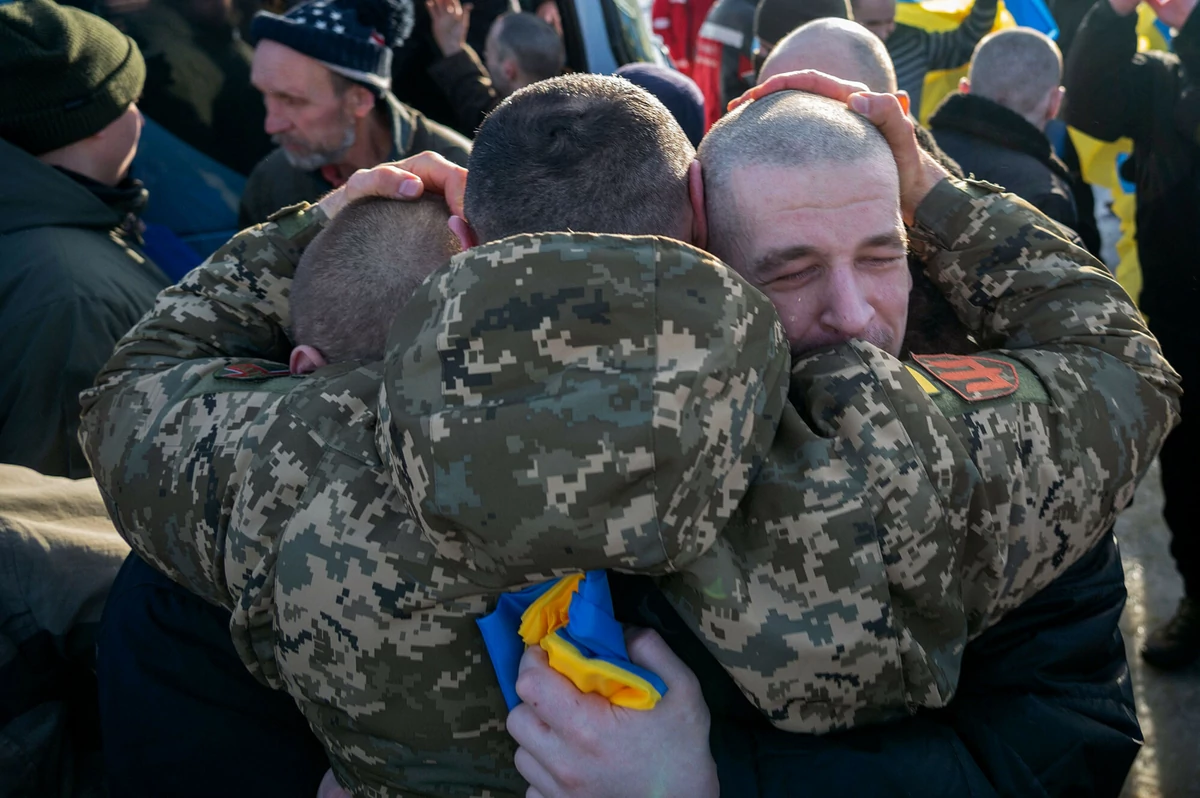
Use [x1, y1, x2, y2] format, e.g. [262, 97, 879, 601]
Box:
[0, 0, 1197, 793]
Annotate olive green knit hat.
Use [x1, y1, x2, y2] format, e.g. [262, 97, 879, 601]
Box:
[0, 0, 146, 155]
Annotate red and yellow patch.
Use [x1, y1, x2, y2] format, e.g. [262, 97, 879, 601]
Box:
[911, 354, 1020, 402]
[215, 363, 292, 381]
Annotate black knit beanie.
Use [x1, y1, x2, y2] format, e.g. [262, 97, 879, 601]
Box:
[249, 0, 415, 92]
[0, 0, 146, 156]
[754, 0, 853, 47]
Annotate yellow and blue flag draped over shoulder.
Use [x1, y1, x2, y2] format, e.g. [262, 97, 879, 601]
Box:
[478, 571, 668, 711]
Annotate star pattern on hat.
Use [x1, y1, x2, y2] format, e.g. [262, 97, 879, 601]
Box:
[333, 23, 345, 32]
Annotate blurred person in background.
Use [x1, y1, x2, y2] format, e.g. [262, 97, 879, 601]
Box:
[0, 0, 169, 480]
[617, 61, 707, 146]
[692, 0, 852, 131]
[427, 4, 563, 135]
[652, 0, 716, 75]
[119, 0, 272, 175]
[239, 0, 470, 226]
[850, 0, 998, 113]
[752, 0, 851, 67]
[929, 28, 1092, 246]
[1065, 0, 1200, 671]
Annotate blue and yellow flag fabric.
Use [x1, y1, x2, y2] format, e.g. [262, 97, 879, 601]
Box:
[478, 571, 668, 711]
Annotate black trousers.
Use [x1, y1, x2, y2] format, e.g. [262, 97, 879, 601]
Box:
[95, 554, 329, 797]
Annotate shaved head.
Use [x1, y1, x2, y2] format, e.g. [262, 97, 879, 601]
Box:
[292, 196, 459, 363]
[698, 91, 909, 357]
[699, 90, 894, 268]
[967, 28, 1062, 119]
[758, 18, 897, 93]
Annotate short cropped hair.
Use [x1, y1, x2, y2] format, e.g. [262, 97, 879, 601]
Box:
[698, 91, 893, 267]
[754, 0, 852, 48]
[291, 197, 460, 363]
[464, 73, 695, 242]
[759, 18, 897, 93]
[968, 28, 1062, 118]
[492, 12, 566, 83]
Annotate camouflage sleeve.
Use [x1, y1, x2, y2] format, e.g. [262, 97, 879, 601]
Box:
[78, 203, 329, 607]
[659, 179, 1180, 735]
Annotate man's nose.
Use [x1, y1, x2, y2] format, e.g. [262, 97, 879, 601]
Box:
[820, 269, 875, 339]
[263, 103, 290, 136]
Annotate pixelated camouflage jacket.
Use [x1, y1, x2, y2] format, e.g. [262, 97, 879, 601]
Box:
[79, 178, 1180, 796]
[386, 179, 1179, 737]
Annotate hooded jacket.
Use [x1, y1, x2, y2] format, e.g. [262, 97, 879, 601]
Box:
[80, 180, 1178, 795]
[0, 138, 170, 479]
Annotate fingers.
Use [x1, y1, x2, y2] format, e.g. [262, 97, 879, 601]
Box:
[625, 628, 707, 724]
[392, 151, 469, 217]
[514, 643, 607, 733]
[515, 747, 562, 798]
[847, 91, 949, 222]
[847, 92, 917, 164]
[507, 702, 555, 751]
[728, 69, 870, 112]
[317, 164, 423, 217]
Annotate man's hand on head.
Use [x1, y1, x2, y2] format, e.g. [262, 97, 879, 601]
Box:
[729, 70, 952, 225]
[506, 629, 719, 798]
[317, 152, 469, 220]
[427, 0, 473, 56]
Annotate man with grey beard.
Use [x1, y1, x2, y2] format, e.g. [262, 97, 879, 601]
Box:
[237, 0, 471, 228]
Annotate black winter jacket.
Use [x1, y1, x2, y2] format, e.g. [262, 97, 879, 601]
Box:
[930, 93, 1081, 238]
[0, 140, 170, 478]
[614, 532, 1139, 797]
[1064, 0, 1200, 332]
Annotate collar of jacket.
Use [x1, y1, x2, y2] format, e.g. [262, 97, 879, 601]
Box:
[380, 90, 416, 162]
[0, 137, 141, 238]
[54, 168, 149, 245]
[929, 93, 1073, 185]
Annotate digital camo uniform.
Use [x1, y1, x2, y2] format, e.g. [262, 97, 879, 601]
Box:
[79, 178, 1179, 796]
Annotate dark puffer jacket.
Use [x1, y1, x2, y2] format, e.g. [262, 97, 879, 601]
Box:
[0, 138, 169, 478]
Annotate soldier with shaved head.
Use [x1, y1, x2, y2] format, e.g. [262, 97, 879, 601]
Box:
[80, 68, 1177, 797]
[928, 28, 1085, 237]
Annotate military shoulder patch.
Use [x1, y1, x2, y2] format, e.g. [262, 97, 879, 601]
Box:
[181, 361, 301, 401]
[911, 354, 1019, 401]
[906, 353, 1051, 418]
[217, 363, 292, 381]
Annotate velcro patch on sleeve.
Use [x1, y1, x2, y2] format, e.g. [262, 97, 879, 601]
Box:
[217, 363, 292, 381]
[181, 361, 301, 401]
[911, 354, 1019, 401]
[906, 353, 1051, 417]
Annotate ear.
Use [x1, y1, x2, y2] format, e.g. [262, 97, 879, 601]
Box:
[1047, 85, 1065, 122]
[503, 59, 519, 84]
[958, 77, 970, 95]
[895, 90, 911, 116]
[449, 215, 478, 249]
[289, 344, 328, 375]
[688, 160, 708, 252]
[350, 84, 377, 119]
